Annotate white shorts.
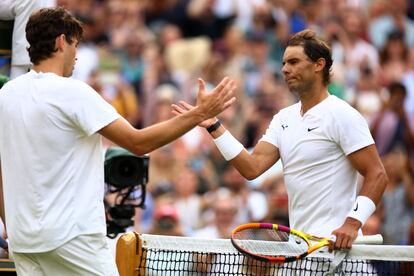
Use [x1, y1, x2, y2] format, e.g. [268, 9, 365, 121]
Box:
[11, 233, 119, 276]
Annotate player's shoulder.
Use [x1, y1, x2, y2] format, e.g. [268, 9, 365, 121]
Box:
[0, 72, 29, 90]
[51, 75, 97, 97]
[326, 95, 366, 124]
[325, 95, 360, 114]
[0, 72, 33, 98]
[0, 79, 11, 93]
[57, 75, 91, 90]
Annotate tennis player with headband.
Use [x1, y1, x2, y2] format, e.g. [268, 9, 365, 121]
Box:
[173, 29, 388, 250]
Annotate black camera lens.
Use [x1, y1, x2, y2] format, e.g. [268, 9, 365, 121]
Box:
[119, 158, 137, 178]
[105, 154, 149, 188]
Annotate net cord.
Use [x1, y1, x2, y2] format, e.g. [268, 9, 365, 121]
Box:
[140, 233, 414, 262]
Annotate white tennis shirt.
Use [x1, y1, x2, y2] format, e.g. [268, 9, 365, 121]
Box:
[0, 70, 120, 252]
[260, 95, 374, 237]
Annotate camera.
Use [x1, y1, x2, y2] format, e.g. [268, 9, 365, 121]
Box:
[105, 147, 149, 188]
[104, 147, 149, 238]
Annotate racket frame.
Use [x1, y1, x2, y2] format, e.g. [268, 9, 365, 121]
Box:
[231, 223, 331, 263]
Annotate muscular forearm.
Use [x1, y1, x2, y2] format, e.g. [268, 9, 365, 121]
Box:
[332, 166, 387, 249]
[230, 151, 264, 180]
[209, 125, 279, 180]
[358, 168, 387, 205]
[100, 107, 206, 156]
[208, 124, 255, 179]
[136, 110, 207, 153]
[345, 145, 388, 230]
[344, 169, 386, 229]
[348, 145, 388, 206]
[102, 76, 236, 155]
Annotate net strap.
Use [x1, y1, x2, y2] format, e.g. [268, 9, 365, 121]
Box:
[326, 250, 349, 275]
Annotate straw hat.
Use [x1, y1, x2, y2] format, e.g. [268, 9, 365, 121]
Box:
[164, 36, 211, 73]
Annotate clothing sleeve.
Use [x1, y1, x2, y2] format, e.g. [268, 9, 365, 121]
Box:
[333, 104, 375, 156]
[64, 81, 120, 136]
[259, 113, 281, 148]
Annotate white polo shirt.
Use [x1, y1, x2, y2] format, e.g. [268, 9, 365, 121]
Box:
[0, 70, 120, 252]
[260, 95, 374, 237]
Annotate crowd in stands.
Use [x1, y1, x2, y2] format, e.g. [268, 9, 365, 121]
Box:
[3, 0, 414, 246]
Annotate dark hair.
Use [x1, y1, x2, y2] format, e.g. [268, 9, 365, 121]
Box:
[26, 7, 83, 65]
[379, 30, 408, 64]
[388, 81, 407, 96]
[287, 29, 333, 85]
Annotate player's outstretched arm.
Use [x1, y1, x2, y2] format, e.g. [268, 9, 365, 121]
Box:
[172, 101, 280, 180]
[331, 144, 388, 250]
[99, 77, 236, 155]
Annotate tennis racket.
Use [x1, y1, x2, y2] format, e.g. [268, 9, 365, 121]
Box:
[231, 223, 383, 263]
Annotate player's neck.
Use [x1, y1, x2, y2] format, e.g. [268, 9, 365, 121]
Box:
[33, 58, 64, 77]
[299, 88, 330, 116]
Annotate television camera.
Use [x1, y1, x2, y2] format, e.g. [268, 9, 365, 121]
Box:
[104, 147, 149, 238]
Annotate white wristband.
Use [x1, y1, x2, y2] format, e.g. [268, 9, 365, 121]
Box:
[347, 196, 376, 225]
[213, 130, 244, 161]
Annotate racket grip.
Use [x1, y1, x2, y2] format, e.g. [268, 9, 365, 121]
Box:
[354, 234, 383, 245]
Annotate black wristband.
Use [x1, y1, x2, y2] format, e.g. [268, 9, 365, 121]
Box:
[206, 120, 221, 133]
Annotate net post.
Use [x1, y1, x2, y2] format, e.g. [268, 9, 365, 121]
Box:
[116, 232, 145, 276]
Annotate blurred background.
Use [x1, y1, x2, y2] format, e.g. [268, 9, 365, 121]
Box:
[0, 0, 413, 247]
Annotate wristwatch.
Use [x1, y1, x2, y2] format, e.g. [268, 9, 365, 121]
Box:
[206, 120, 221, 133]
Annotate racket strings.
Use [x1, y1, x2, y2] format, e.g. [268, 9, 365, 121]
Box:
[233, 229, 308, 257]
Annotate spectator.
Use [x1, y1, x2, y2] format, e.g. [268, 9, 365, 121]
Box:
[362, 212, 383, 236]
[192, 188, 239, 239]
[370, 82, 414, 171]
[378, 30, 411, 87]
[221, 165, 268, 224]
[242, 30, 279, 97]
[171, 166, 206, 233]
[260, 173, 289, 226]
[88, 68, 140, 127]
[380, 149, 414, 244]
[368, 0, 414, 50]
[0, 0, 54, 79]
[401, 47, 414, 115]
[71, 13, 100, 82]
[118, 29, 154, 101]
[148, 195, 185, 236]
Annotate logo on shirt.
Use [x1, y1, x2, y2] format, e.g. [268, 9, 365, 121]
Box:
[281, 124, 288, 130]
[353, 203, 358, 212]
[307, 126, 319, 132]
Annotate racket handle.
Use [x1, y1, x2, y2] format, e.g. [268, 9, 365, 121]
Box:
[354, 234, 383, 245]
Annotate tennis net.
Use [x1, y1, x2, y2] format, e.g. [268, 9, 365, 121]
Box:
[116, 232, 414, 275]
